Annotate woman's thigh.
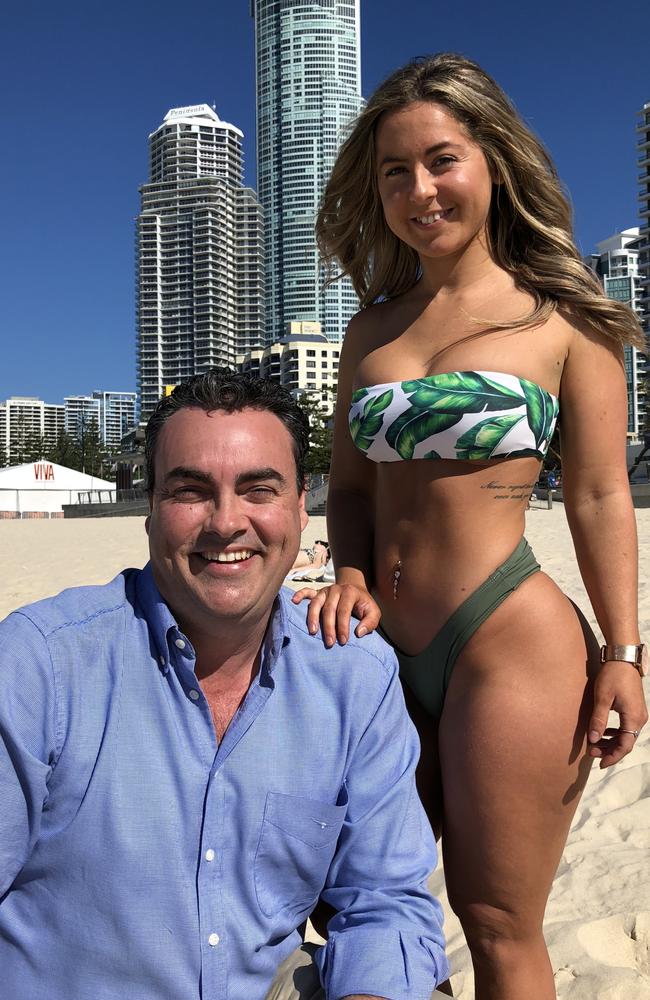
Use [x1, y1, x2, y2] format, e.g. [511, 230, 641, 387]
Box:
[438, 572, 597, 929]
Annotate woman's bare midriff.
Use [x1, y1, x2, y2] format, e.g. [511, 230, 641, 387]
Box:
[372, 454, 543, 654]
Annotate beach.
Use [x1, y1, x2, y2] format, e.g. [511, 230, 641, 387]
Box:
[1, 505, 648, 998]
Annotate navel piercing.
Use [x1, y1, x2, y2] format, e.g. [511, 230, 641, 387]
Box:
[392, 559, 402, 600]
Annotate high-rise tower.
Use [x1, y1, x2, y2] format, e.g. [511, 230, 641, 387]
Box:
[136, 104, 266, 417]
[251, 1, 363, 342]
[586, 229, 647, 439]
[637, 101, 650, 433]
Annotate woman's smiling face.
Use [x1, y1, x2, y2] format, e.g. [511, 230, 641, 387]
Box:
[375, 101, 495, 263]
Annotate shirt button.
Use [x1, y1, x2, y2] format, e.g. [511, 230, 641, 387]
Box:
[208, 932, 220, 947]
[205, 849, 215, 862]
[189, 689, 200, 701]
[175, 638, 186, 650]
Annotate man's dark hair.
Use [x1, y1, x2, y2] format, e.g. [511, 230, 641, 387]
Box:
[145, 369, 310, 493]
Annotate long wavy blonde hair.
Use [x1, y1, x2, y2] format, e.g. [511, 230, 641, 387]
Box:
[316, 53, 645, 350]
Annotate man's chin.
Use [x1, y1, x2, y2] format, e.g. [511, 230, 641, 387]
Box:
[182, 586, 270, 629]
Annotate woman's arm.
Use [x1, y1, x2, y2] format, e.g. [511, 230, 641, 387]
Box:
[560, 319, 648, 766]
[293, 311, 382, 646]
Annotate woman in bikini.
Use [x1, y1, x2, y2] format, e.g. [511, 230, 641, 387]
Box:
[294, 54, 648, 999]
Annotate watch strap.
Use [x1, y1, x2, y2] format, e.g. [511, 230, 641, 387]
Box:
[599, 643, 648, 676]
[600, 644, 642, 665]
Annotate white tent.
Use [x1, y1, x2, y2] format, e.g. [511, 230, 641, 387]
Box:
[0, 459, 115, 517]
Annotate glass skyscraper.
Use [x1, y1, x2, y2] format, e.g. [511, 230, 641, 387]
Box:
[250, 1, 363, 342]
[586, 228, 647, 439]
[136, 104, 266, 417]
[637, 101, 650, 435]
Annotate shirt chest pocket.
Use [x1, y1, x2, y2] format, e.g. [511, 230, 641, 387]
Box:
[254, 791, 347, 918]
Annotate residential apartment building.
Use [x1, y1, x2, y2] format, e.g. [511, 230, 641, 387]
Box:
[637, 101, 650, 435]
[250, 0, 362, 342]
[94, 392, 137, 449]
[137, 104, 266, 417]
[0, 397, 64, 464]
[64, 395, 101, 441]
[44, 403, 65, 448]
[585, 228, 647, 439]
[237, 322, 340, 410]
[64, 392, 136, 449]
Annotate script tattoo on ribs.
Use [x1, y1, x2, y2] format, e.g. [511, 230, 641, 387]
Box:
[480, 480, 537, 501]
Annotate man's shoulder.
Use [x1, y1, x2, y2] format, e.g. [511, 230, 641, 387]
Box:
[280, 588, 398, 684]
[3, 569, 142, 640]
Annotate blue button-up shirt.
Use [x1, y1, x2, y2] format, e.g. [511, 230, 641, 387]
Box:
[0, 565, 448, 1000]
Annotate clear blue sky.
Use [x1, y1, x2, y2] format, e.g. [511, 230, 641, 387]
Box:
[2, 0, 648, 403]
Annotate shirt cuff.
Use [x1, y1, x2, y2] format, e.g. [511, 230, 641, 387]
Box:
[314, 927, 449, 1000]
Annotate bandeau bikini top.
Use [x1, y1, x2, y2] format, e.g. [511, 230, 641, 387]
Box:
[348, 370, 559, 462]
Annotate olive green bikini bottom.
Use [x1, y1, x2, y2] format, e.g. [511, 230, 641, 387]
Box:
[379, 537, 541, 720]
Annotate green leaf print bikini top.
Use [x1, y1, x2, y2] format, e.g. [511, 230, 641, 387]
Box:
[348, 371, 559, 462]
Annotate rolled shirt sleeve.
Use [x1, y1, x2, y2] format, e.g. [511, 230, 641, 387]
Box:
[0, 612, 58, 896]
[314, 654, 449, 999]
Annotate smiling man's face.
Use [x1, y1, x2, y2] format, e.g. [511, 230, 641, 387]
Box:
[146, 406, 308, 643]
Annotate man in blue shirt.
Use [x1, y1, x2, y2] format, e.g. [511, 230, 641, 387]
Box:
[0, 370, 449, 999]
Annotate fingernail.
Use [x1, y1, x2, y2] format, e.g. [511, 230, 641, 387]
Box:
[309, 624, 317, 635]
[357, 626, 367, 637]
[588, 730, 599, 743]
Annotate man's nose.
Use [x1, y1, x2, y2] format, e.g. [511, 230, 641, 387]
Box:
[202, 495, 248, 537]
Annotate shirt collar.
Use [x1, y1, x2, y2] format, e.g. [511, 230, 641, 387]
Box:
[260, 589, 292, 678]
[135, 562, 292, 675]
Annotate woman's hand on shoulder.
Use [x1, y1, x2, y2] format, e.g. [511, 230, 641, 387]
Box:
[588, 662, 648, 768]
[292, 584, 381, 648]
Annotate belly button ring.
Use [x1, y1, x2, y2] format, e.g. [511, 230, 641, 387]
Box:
[392, 559, 402, 600]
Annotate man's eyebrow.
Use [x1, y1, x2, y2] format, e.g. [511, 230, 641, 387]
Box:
[163, 467, 214, 485]
[236, 467, 286, 487]
[161, 466, 287, 488]
[378, 141, 462, 168]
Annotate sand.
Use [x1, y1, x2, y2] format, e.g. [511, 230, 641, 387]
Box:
[1, 505, 648, 998]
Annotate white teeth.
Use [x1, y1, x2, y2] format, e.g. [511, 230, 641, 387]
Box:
[201, 550, 253, 563]
[417, 210, 447, 224]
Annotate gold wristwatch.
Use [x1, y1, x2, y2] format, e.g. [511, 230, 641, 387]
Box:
[600, 643, 648, 677]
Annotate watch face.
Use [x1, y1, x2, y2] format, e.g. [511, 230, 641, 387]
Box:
[641, 644, 649, 677]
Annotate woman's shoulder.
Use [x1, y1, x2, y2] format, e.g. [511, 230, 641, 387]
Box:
[348, 296, 401, 328]
[346, 291, 419, 344]
[556, 305, 624, 363]
[342, 299, 401, 359]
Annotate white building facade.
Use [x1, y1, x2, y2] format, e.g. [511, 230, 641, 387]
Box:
[251, 0, 363, 342]
[586, 228, 647, 439]
[64, 395, 101, 441]
[137, 104, 266, 417]
[637, 102, 650, 438]
[94, 392, 137, 449]
[0, 397, 64, 465]
[237, 322, 340, 409]
[64, 391, 136, 450]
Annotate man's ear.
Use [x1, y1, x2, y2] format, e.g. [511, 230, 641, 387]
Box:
[298, 489, 309, 532]
[145, 493, 154, 535]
